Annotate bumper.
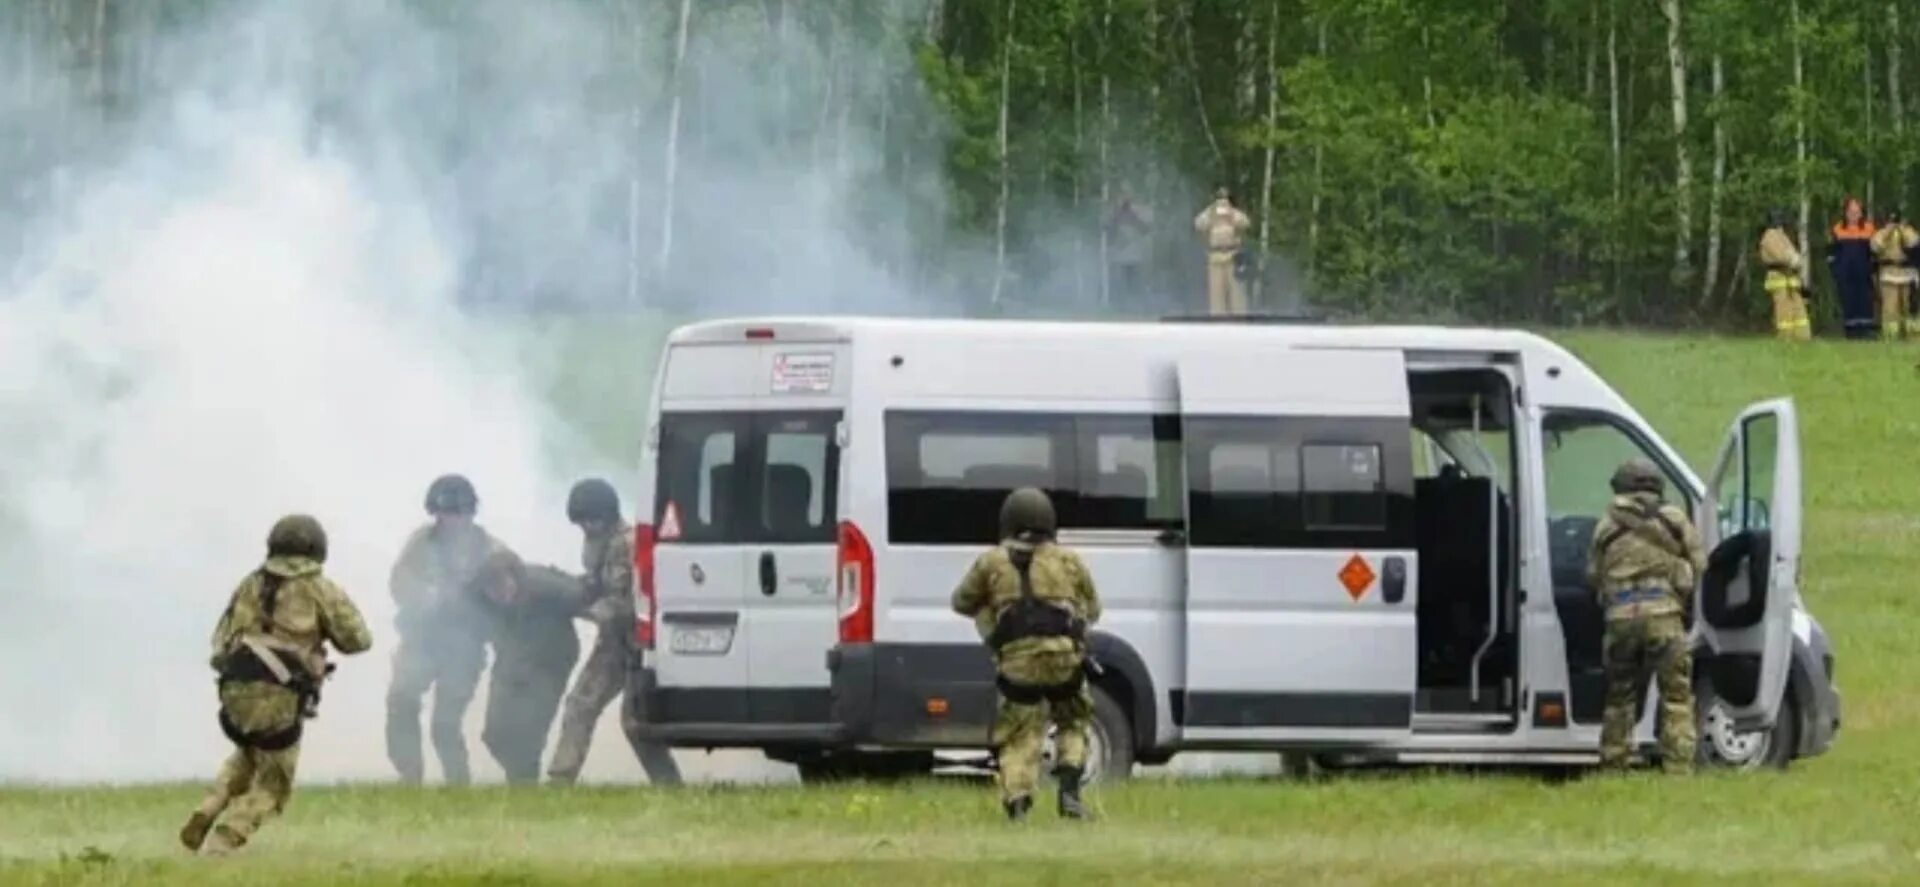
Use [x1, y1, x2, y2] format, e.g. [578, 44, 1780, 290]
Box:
[622, 665, 846, 748]
[827, 643, 998, 748]
[1794, 630, 1842, 758]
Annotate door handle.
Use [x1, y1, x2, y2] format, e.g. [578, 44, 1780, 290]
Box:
[1381, 556, 1407, 604]
[759, 551, 777, 597]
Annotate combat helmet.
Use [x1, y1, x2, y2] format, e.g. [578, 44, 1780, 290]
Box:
[566, 478, 622, 525]
[1609, 458, 1665, 497]
[424, 473, 478, 516]
[998, 487, 1058, 541]
[267, 514, 328, 562]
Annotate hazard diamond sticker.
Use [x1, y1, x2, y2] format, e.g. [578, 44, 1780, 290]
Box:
[659, 501, 683, 541]
[1338, 555, 1376, 601]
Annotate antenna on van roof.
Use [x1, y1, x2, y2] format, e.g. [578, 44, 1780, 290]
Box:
[1158, 312, 1327, 325]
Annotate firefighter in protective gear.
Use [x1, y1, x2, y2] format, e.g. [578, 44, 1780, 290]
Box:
[385, 473, 496, 786]
[1871, 211, 1920, 339]
[952, 488, 1103, 821]
[1587, 459, 1707, 774]
[1759, 210, 1811, 341]
[547, 477, 683, 786]
[1827, 197, 1879, 340]
[1193, 187, 1252, 316]
[181, 515, 371, 855]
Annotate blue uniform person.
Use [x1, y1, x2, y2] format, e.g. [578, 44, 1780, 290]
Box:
[1827, 197, 1879, 340]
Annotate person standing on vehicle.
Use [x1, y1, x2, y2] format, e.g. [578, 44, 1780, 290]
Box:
[951, 488, 1103, 821]
[477, 546, 586, 785]
[1758, 210, 1811, 341]
[1587, 459, 1707, 774]
[1108, 182, 1156, 312]
[385, 473, 496, 786]
[1826, 197, 1879, 340]
[181, 515, 371, 855]
[1192, 186, 1251, 316]
[546, 478, 683, 786]
[1870, 210, 1920, 340]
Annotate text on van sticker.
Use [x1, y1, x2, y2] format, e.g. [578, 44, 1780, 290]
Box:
[772, 352, 835, 394]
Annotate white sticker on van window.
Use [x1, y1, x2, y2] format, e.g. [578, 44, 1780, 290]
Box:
[660, 501, 683, 541]
[772, 352, 835, 394]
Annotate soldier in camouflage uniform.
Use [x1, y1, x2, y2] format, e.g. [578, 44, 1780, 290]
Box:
[952, 488, 1103, 821]
[546, 478, 682, 785]
[477, 546, 588, 785]
[385, 474, 497, 786]
[181, 515, 372, 855]
[1588, 458, 1707, 774]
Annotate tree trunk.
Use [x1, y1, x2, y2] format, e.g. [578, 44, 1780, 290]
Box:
[1309, 19, 1327, 271]
[1701, 52, 1725, 310]
[1608, 0, 1621, 300]
[1793, 0, 1811, 287]
[925, 0, 945, 46]
[1585, 0, 1599, 99]
[1237, 4, 1258, 121]
[1257, 0, 1279, 306]
[1181, 0, 1224, 167]
[1891, 2, 1906, 134]
[1421, 25, 1437, 129]
[626, 0, 645, 303]
[657, 0, 694, 277]
[1661, 0, 1693, 286]
[990, 0, 1017, 307]
[1099, 0, 1114, 308]
[91, 0, 109, 110]
[1865, 29, 1876, 210]
[1072, 26, 1087, 306]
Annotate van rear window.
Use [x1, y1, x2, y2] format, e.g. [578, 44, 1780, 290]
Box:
[655, 411, 841, 544]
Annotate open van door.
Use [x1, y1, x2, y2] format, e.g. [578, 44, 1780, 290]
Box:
[1176, 348, 1418, 743]
[1699, 398, 1800, 732]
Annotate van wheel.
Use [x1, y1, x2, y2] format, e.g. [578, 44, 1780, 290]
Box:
[795, 751, 935, 784]
[1694, 675, 1796, 770]
[1042, 685, 1135, 786]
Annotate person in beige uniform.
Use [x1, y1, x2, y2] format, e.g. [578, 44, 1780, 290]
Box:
[1758, 210, 1810, 341]
[1870, 210, 1920, 339]
[1193, 187, 1251, 316]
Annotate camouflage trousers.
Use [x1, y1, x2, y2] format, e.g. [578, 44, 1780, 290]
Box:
[1600, 613, 1695, 773]
[546, 625, 681, 785]
[992, 650, 1092, 803]
[188, 742, 300, 847]
[385, 627, 487, 785]
[481, 643, 576, 785]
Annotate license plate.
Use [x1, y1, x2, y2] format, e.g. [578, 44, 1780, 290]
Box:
[670, 626, 735, 655]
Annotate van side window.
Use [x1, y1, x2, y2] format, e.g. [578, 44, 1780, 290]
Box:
[655, 411, 842, 544]
[1186, 417, 1414, 550]
[886, 412, 1074, 545]
[1540, 410, 1692, 586]
[1077, 415, 1183, 530]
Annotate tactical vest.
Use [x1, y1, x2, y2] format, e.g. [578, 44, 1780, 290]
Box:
[987, 546, 1089, 704]
[1595, 502, 1690, 610]
[215, 572, 329, 751]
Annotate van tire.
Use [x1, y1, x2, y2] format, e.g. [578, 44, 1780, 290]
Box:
[1694, 674, 1797, 771]
[1079, 684, 1135, 785]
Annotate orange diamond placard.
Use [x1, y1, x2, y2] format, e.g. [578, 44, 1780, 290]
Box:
[1338, 555, 1376, 601]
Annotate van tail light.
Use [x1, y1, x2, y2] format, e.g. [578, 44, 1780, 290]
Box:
[633, 523, 658, 650]
[836, 521, 875, 644]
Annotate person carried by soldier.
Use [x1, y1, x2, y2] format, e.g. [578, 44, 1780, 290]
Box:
[951, 488, 1103, 821]
[1192, 186, 1252, 316]
[477, 545, 588, 785]
[545, 478, 683, 786]
[385, 473, 497, 786]
[1758, 209, 1811, 341]
[180, 515, 372, 855]
[1587, 459, 1707, 775]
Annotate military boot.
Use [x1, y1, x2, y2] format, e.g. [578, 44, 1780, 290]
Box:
[1003, 795, 1033, 822]
[178, 812, 215, 852]
[200, 824, 246, 857]
[1055, 766, 1089, 820]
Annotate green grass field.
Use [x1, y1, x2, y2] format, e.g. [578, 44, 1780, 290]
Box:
[7, 327, 1920, 885]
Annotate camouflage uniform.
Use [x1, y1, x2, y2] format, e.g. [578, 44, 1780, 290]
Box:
[477, 548, 588, 785]
[182, 516, 371, 855]
[385, 519, 496, 785]
[1587, 463, 1707, 774]
[546, 520, 681, 785]
[952, 489, 1102, 820]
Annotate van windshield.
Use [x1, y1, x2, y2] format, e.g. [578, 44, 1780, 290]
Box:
[654, 411, 842, 544]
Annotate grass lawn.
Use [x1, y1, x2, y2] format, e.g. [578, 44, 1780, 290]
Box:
[6, 326, 1920, 885]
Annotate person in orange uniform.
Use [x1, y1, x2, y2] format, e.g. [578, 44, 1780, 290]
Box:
[1826, 197, 1878, 340]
